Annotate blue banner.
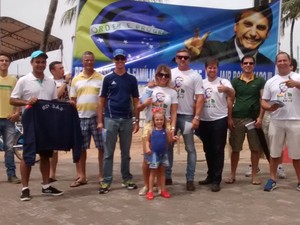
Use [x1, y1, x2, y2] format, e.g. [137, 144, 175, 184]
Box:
[73, 0, 280, 83]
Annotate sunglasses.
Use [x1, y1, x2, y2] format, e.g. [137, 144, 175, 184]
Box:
[156, 72, 171, 78]
[176, 55, 190, 60]
[243, 62, 254, 65]
[114, 56, 126, 61]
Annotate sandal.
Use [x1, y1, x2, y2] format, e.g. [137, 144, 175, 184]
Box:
[225, 178, 236, 184]
[70, 178, 88, 187]
[251, 180, 261, 185]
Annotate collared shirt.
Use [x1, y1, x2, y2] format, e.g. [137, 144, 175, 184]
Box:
[11, 72, 57, 103]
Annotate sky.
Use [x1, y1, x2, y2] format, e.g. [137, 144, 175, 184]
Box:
[1, 0, 76, 77]
[1, 0, 299, 76]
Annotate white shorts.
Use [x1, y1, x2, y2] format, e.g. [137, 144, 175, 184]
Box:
[269, 120, 300, 159]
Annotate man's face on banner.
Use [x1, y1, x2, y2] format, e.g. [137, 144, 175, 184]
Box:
[234, 10, 270, 50]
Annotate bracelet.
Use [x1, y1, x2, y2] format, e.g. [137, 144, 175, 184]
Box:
[170, 127, 175, 131]
[63, 81, 69, 84]
[194, 115, 200, 121]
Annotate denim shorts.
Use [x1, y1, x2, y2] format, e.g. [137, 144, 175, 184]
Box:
[144, 152, 169, 169]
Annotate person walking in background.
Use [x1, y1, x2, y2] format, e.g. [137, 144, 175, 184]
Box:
[98, 49, 140, 194]
[0, 53, 21, 184]
[226, 55, 265, 185]
[138, 64, 178, 196]
[144, 109, 174, 200]
[166, 48, 204, 191]
[195, 58, 235, 192]
[262, 52, 300, 192]
[10, 50, 63, 201]
[69, 51, 104, 187]
[48, 61, 72, 183]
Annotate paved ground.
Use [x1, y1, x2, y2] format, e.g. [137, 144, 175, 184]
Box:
[0, 132, 300, 225]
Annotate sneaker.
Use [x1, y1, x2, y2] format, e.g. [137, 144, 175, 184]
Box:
[165, 178, 173, 185]
[20, 188, 31, 201]
[8, 175, 21, 184]
[296, 183, 300, 191]
[99, 183, 111, 194]
[264, 179, 277, 192]
[198, 178, 213, 185]
[146, 191, 154, 200]
[277, 165, 286, 179]
[211, 183, 221, 192]
[245, 164, 261, 177]
[42, 186, 64, 196]
[160, 190, 170, 198]
[121, 180, 138, 190]
[186, 181, 195, 191]
[139, 186, 148, 196]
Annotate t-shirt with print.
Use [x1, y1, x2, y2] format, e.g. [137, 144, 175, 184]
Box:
[170, 68, 204, 115]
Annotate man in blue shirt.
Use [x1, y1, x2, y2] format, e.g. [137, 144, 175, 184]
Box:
[97, 49, 140, 194]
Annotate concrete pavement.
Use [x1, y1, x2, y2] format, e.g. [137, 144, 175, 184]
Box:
[0, 134, 300, 225]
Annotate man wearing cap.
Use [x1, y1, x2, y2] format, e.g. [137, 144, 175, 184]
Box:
[69, 51, 104, 187]
[98, 49, 140, 194]
[0, 53, 21, 184]
[10, 50, 64, 201]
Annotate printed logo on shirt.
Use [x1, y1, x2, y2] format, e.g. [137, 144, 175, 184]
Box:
[174, 76, 185, 99]
[204, 88, 216, 108]
[277, 82, 292, 103]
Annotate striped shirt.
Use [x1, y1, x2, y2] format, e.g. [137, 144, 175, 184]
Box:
[70, 71, 103, 118]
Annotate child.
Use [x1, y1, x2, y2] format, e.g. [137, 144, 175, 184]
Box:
[144, 109, 174, 200]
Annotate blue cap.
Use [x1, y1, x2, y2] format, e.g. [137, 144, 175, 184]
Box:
[113, 49, 126, 58]
[31, 50, 48, 59]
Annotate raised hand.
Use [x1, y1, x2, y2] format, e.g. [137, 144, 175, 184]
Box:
[184, 28, 210, 58]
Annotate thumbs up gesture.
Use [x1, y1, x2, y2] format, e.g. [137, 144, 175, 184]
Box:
[217, 79, 226, 93]
[285, 75, 296, 88]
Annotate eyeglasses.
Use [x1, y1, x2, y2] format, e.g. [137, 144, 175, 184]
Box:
[243, 62, 254, 65]
[156, 72, 171, 78]
[114, 56, 126, 61]
[176, 55, 190, 60]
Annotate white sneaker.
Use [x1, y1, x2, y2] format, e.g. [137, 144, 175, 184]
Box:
[138, 186, 148, 196]
[245, 164, 252, 177]
[245, 164, 260, 177]
[277, 164, 286, 179]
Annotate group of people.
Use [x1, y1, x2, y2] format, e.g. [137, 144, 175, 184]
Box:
[1, 46, 300, 202]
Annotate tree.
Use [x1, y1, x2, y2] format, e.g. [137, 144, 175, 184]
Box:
[61, 0, 77, 26]
[40, 0, 58, 52]
[281, 0, 300, 59]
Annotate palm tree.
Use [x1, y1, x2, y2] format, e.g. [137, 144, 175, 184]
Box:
[61, 0, 77, 26]
[281, 0, 300, 59]
[40, 0, 58, 52]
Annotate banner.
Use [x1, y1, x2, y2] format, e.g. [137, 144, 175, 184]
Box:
[72, 0, 280, 83]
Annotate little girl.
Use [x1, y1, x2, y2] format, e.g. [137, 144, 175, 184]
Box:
[144, 109, 174, 200]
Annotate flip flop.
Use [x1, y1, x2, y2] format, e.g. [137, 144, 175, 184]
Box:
[70, 179, 88, 187]
[251, 180, 261, 185]
[225, 178, 236, 184]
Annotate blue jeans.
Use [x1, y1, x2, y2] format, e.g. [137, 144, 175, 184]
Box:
[102, 117, 133, 184]
[0, 119, 16, 177]
[166, 114, 197, 181]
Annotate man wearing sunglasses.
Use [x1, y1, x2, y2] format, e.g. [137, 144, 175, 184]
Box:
[166, 48, 204, 191]
[226, 55, 265, 185]
[98, 49, 140, 194]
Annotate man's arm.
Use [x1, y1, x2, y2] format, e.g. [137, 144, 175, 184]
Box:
[132, 97, 140, 134]
[97, 96, 106, 130]
[255, 89, 265, 128]
[193, 94, 204, 129]
[10, 97, 37, 106]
